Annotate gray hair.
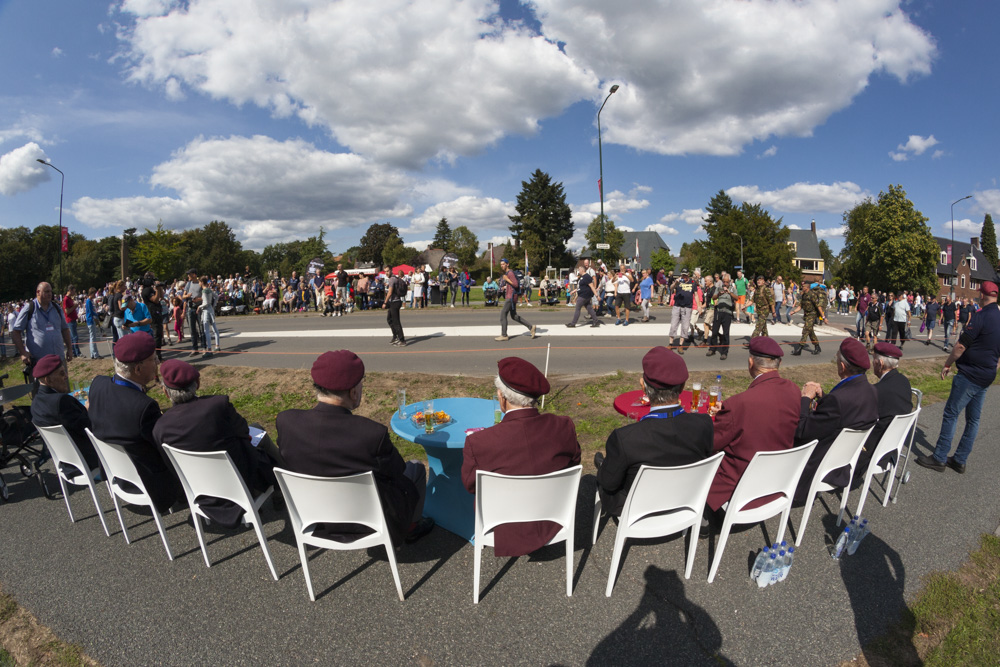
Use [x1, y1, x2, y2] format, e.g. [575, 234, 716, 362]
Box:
[113, 357, 144, 381]
[313, 382, 353, 403]
[874, 353, 899, 370]
[750, 354, 780, 370]
[494, 376, 537, 408]
[643, 382, 683, 406]
[163, 381, 198, 405]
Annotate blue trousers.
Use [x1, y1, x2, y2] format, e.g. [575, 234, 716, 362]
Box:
[931, 372, 989, 466]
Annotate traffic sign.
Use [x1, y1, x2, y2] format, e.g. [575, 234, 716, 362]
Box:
[596, 243, 611, 250]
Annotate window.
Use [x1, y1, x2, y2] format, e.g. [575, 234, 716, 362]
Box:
[940, 251, 948, 264]
[971, 257, 978, 271]
[798, 260, 817, 271]
[788, 241, 797, 253]
[961, 275, 966, 289]
[972, 280, 979, 290]
[961, 258, 967, 267]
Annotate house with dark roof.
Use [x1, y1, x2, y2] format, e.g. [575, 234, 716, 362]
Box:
[787, 221, 825, 284]
[579, 230, 671, 270]
[934, 236, 1000, 302]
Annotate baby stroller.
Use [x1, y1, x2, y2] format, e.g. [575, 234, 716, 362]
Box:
[0, 373, 52, 501]
[483, 286, 499, 307]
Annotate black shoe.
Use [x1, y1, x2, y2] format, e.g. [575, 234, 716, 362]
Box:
[947, 457, 966, 474]
[565, 323, 575, 328]
[405, 516, 435, 544]
[791, 344, 803, 356]
[594, 452, 605, 468]
[699, 522, 711, 539]
[915, 454, 946, 472]
[811, 345, 822, 355]
[590, 323, 600, 328]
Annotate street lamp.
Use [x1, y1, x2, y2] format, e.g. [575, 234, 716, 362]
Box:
[951, 195, 972, 298]
[597, 84, 619, 264]
[36, 159, 65, 289]
[731, 232, 744, 275]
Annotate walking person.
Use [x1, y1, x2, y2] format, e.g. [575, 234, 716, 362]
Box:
[182, 268, 204, 355]
[668, 268, 695, 352]
[495, 258, 536, 342]
[923, 295, 940, 346]
[614, 269, 632, 326]
[789, 281, 824, 355]
[63, 285, 82, 358]
[638, 268, 654, 322]
[382, 266, 407, 346]
[707, 273, 737, 360]
[565, 266, 599, 328]
[941, 296, 957, 351]
[888, 292, 910, 348]
[199, 276, 221, 353]
[85, 288, 102, 359]
[751, 275, 775, 338]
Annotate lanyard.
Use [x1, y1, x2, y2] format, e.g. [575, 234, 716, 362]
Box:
[641, 406, 685, 421]
[35, 299, 58, 327]
[831, 374, 863, 394]
[113, 375, 145, 393]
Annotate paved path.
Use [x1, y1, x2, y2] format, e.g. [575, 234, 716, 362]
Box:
[1, 388, 998, 665]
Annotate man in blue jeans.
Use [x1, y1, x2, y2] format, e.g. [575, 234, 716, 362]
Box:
[917, 281, 1000, 474]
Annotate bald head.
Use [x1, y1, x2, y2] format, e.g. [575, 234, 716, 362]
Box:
[36, 282, 53, 308]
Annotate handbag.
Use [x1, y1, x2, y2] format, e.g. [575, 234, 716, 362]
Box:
[919, 321, 925, 333]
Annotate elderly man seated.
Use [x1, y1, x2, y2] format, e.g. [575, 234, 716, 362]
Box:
[461, 357, 581, 557]
[152, 359, 285, 526]
[88, 333, 180, 513]
[276, 350, 434, 544]
[596, 346, 713, 517]
[794, 338, 878, 502]
[30, 354, 101, 472]
[854, 342, 912, 480]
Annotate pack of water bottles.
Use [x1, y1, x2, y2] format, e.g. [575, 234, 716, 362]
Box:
[831, 516, 870, 560]
[750, 541, 795, 588]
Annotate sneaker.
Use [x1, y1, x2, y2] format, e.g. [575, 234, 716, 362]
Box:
[915, 454, 946, 472]
[565, 323, 576, 328]
[495, 335, 509, 342]
[720, 353, 727, 360]
[394, 340, 407, 347]
[947, 457, 966, 474]
[390, 338, 398, 345]
[405, 516, 435, 544]
[590, 323, 600, 328]
[615, 319, 622, 326]
[530, 325, 538, 339]
[623, 320, 629, 326]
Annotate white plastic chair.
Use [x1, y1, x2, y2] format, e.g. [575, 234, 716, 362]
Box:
[794, 426, 874, 546]
[474, 465, 582, 604]
[162, 444, 277, 580]
[852, 410, 919, 519]
[273, 468, 404, 602]
[36, 424, 109, 536]
[707, 440, 817, 583]
[594, 453, 724, 596]
[85, 427, 173, 560]
[891, 389, 923, 504]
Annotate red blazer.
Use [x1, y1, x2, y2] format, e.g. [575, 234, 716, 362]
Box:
[462, 408, 581, 557]
[707, 371, 801, 511]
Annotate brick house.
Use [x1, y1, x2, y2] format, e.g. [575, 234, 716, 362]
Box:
[934, 236, 1000, 301]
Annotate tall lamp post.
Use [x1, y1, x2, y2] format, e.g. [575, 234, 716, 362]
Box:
[731, 232, 744, 275]
[597, 84, 619, 264]
[36, 159, 65, 288]
[951, 195, 972, 298]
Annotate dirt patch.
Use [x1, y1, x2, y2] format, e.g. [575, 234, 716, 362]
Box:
[0, 586, 96, 667]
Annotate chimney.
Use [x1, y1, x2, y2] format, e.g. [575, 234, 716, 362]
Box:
[972, 237, 980, 250]
[811, 219, 816, 233]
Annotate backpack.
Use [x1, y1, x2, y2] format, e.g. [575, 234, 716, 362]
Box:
[511, 270, 525, 296]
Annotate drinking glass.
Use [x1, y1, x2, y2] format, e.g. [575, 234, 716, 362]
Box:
[691, 382, 702, 411]
[424, 400, 435, 433]
[709, 386, 720, 409]
[397, 389, 407, 419]
[493, 398, 503, 424]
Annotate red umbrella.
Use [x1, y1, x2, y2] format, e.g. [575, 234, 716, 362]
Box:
[392, 264, 416, 275]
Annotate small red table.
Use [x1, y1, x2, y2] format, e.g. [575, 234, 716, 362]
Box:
[613, 389, 712, 420]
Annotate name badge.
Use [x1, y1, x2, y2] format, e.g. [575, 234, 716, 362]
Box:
[45, 324, 55, 331]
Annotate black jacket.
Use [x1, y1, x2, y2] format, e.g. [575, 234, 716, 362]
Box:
[855, 369, 912, 479]
[31, 385, 100, 472]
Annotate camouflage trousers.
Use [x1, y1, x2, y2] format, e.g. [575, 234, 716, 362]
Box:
[752, 317, 768, 338]
[799, 314, 819, 344]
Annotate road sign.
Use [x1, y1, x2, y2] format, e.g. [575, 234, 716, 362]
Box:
[596, 243, 611, 250]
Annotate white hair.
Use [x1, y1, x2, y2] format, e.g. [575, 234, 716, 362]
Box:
[874, 353, 899, 370]
[494, 376, 537, 408]
[113, 357, 144, 380]
[164, 381, 198, 404]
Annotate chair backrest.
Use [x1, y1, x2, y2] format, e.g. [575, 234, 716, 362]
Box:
[621, 453, 724, 527]
[911, 387, 923, 411]
[869, 410, 919, 464]
[814, 426, 874, 481]
[476, 465, 582, 535]
[86, 427, 147, 491]
[161, 445, 253, 511]
[273, 468, 386, 535]
[36, 424, 88, 474]
[728, 440, 818, 513]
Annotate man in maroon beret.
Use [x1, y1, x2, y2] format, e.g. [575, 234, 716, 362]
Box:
[88, 332, 180, 513]
[706, 337, 800, 520]
[462, 357, 580, 557]
[854, 342, 913, 480]
[277, 350, 434, 544]
[153, 360, 285, 527]
[596, 347, 713, 518]
[30, 354, 101, 472]
[793, 337, 878, 502]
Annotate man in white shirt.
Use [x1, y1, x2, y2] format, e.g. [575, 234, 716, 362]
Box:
[614, 270, 632, 326]
[888, 292, 911, 348]
[771, 277, 785, 323]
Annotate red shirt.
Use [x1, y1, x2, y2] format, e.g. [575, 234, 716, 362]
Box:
[63, 295, 78, 323]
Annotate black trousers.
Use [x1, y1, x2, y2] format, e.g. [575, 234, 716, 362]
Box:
[500, 299, 531, 336]
[387, 300, 404, 342]
[711, 309, 733, 354]
[186, 306, 203, 351]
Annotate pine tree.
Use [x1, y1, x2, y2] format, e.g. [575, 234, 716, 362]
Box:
[508, 169, 574, 268]
[432, 218, 452, 250]
[981, 213, 998, 270]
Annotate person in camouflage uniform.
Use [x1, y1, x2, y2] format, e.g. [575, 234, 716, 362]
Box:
[751, 275, 775, 338]
[789, 280, 825, 355]
[817, 283, 829, 324]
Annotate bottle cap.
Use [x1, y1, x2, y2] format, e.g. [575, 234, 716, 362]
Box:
[844, 527, 851, 533]
[779, 550, 786, 556]
[769, 553, 776, 559]
[788, 547, 795, 553]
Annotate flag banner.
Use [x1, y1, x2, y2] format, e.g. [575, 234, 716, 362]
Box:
[524, 248, 529, 272]
[598, 177, 602, 198]
[635, 237, 640, 262]
[61, 226, 68, 252]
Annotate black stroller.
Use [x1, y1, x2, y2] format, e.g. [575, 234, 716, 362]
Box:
[0, 372, 52, 501]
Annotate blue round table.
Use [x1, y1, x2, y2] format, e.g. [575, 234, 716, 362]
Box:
[390, 397, 495, 542]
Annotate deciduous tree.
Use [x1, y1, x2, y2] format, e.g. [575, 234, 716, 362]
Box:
[584, 214, 624, 262]
[357, 222, 400, 265]
[450, 225, 479, 268]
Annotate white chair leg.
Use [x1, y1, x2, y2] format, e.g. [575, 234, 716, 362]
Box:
[298, 542, 315, 602]
[707, 518, 733, 583]
[856, 472, 874, 520]
[249, 515, 278, 581]
[684, 524, 699, 580]
[837, 486, 850, 526]
[776, 507, 790, 544]
[882, 464, 896, 507]
[592, 490, 602, 545]
[605, 529, 626, 597]
[107, 485, 131, 544]
[565, 530, 574, 597]
[191, 508, 211, 568]
[473, 543, 483, 604]
[384, 540, 405, 602]
[58, 476, 75, 522]
[795, 491, 817, 547]
[86, 481, 110, 536]
[150, 508, 173, 561]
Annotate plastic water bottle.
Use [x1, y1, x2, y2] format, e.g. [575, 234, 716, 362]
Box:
[832, 527, 851, 560]
[779, 547, 794, 582]
[770, 550, 786, 585]
[750, 546, 770, 580]
[847, 519, 869, 555]
[757, 553, 777, 588]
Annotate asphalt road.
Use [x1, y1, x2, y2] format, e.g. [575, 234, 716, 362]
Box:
[1, 388, 998, 665]
[157, 305, 948, 377]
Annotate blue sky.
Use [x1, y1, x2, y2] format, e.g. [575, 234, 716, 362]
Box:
[2, 0, 997, 259]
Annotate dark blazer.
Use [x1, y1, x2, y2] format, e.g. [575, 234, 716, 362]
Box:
[88, 374, 179, 513]
[855, 369, 912, 479]
[276, 403, 418, 542]
[31, 384, 101, 473]
[462, 408, 581, 557]
[794, 374, 878, 501]
[597, 408, 714, 517]
[707, 372, 801, 511]
[153, 395, 275, 527]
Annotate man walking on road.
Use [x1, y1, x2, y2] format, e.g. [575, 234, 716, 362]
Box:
[917, 281, 1000, 474]
[734, 270, 749, 323]
[382, 266, 407, 346]
[668, 268, 695, 352]
[751, 275, 775, 338]
[789, 280, 824, 355]
[565, 266, 599, 328]
[496, 258, 536, 342]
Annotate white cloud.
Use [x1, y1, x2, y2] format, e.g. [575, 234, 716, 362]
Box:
[759, 145, 778, 158]
[889, 134, 939, 161]
[404, 195, 514, 236]
[889, 151, 909, 162]
[570, 190, 650, 227]
[660, 208, 705, 226]
[975, 189, 1000, 214]
[788, 224, 802, 230]
[617, 225, 635, 232]
[946, 218, 981, 235]
[537, 0, 935, 156]
[51, 47, 64, 58]
[116, 0, 597, 167]
[932, 149, 945, 159]
[727, 182, 868, 213]
[816, 225, 847, 239]
[645, 223, 678, 236]
[71, 135, 414, 249]
[0, 142, 50, 196]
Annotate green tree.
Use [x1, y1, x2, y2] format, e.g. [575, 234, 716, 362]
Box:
[0, 227, 41, 300]
[508, 169, 574, 267]
[687, 199, 796, 280]
[358, 222, 400, 265]
[704, 189, 735, 225]
[841, 184, 938, 295]
[451, 225, 479, 268]
[381, 235, 418, 268]
[584, 214, 625, 262]
[432, 218, 453, 250]
[133, 222, 184, 281]
[981, 213, 998, 270]
[649, 248, 675, 275]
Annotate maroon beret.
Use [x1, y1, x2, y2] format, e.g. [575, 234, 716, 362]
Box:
[32, 354, 62, 379]
[873, 342, 903, 359]
[498, 357, 550, 397]
[981, 281, 998, 297]
[114, 332, 156, 363]
[311, 350, 365, 391]
[160, 359, 200, 389]
[748, 336, 783, 359]
[642, 346, 688, 388]
[839, 338, 870, 370]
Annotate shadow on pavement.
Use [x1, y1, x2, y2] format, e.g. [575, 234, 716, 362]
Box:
[587, 565, 733, 666]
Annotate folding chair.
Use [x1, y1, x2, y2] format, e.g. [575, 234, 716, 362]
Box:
[852, 410, 919, 518]
[474, 465, 582, 603]
[162, 444, 277, 580]
[707, 440, 817, 583]
[794, 426, 873, 546]
[594, 453, 724, 595]
[85, 428, 173, 560]
[36, 424, 109, 536]
[890, 389, 923, 504]
[274, 468, 404, 602]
